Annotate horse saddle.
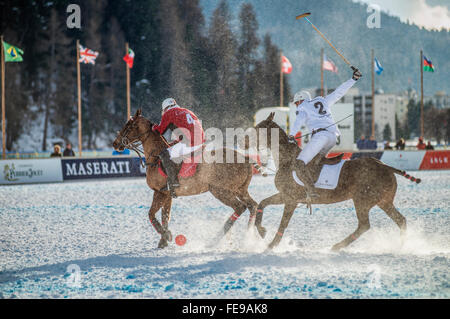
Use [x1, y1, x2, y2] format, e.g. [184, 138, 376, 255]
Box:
[292, 153, 346, 190]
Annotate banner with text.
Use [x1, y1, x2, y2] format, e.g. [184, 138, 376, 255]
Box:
[0, 159, 63, 185]
[62, 157, 145, 180]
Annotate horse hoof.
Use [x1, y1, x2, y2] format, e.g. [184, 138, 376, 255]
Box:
[331, 244, 342, 252]
[158, 239, 169, 249]
[163, 230, 173, 242]
[257, 226, 267, 239]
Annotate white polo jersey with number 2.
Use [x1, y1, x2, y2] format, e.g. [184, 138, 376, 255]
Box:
[289, 78, 356, 137]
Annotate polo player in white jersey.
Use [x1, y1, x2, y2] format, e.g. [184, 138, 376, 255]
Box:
[289, 67, 362, 201]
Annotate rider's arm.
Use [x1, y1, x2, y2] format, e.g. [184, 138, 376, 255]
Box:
[152, 109, 176, 135]
[289, 109, 306, 136]
[324, 78, 356, 106]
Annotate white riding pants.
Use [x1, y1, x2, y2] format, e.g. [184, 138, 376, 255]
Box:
[297, 130, 337, 164]
[168, 142, 203, 160]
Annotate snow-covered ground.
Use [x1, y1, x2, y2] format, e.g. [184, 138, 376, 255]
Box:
[0, 171, 449, 299]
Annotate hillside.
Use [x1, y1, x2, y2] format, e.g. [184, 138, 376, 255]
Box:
[201, 0, 450, 95]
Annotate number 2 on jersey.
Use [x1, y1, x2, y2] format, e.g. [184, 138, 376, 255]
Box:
[314, 101, 327, 115]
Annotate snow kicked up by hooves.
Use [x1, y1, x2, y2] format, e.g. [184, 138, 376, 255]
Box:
[0, 171, 449, 298]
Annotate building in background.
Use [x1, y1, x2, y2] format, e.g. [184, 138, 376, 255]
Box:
[373, 94, 397, 142]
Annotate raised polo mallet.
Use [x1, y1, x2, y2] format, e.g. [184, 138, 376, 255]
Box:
[296, 12, 358, 72]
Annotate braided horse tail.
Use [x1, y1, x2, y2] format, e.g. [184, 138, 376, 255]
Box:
[372, 158, 421, 184]
[393, 169, 422, 184]
[388, 164, 422, 184]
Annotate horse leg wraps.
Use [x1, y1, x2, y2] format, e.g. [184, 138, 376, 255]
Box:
[224, 212, 241, 234]
[150, 217, 164, 234]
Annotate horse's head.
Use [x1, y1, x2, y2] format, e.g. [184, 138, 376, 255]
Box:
[113, 108, 155, 152]
[252, 112, 281, 151]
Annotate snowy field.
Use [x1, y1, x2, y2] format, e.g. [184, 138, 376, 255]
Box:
[0, 170, 449, 299]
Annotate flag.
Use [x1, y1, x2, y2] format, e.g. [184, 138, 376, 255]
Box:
[123, 48, 135, 69]
[374, 57, 383, 75]
[2, 41, 23, 62]
[423, 56, 435, 72]
[281, 55, 292, 74]
[323, 54, 338, 73]
[79, 45, 99, 65]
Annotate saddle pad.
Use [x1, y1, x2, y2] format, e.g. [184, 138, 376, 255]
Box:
[292, 160, 346, 190]
[158, 154, 202, 179]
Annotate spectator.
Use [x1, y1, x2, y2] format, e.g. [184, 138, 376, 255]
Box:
[50, 145, 62, 157]
[384, 141, 393, 150]
[395, 138, 406, 150]
[356, 135, 366, 150]
[416, 137, 426, 150]
[63, 143, 75, 157]
[367, 136, 377, 150]
[425, 141, 434, 150]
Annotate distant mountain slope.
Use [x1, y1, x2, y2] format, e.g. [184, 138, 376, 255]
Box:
[201, 0, 450, 95]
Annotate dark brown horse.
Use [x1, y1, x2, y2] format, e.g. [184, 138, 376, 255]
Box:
[252, 113, 421, 251]
[113, 109, 259, 248]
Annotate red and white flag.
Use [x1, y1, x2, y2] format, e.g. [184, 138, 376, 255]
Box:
[79, 45, 99, 65]
[323, 54, 338, 73]
[123, 48, 135, 68]
[281, 55, 292, 74]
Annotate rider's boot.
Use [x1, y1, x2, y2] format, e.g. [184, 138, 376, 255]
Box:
[159, 148, 180, 198]
[294, 159, 319, 203]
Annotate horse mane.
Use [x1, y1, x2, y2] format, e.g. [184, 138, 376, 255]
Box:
[263, 119, 302, 165]
[138, 116, 170, 147]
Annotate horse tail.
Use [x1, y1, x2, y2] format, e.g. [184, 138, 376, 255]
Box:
[390, 166, 422, 184]
[370, 158, 421, 184]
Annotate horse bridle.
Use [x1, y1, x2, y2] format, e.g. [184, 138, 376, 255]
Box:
[117, 116, 154, 167]
[117, 116, 169, 168]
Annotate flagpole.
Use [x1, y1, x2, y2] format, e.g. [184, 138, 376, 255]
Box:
[371, 49, 375, 139]
[280, 51, 283, 107]
[126, 42, 131, 120]
[320, 48, 324, 96]
[76, 40, 82, 157]
[1, 35, 5, 159]
[420, 50, 424, 138]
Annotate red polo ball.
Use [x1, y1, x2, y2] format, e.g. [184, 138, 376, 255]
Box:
[175, 234, 187, 246]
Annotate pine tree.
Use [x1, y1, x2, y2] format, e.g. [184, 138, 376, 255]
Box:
[39, 8, 75, 150]
[236, 3, 260, 126]
[159, 0, 195, 108]
[208, 1, 239, 129]
[382, 123, 392, 141]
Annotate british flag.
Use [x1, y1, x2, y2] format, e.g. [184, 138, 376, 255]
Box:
[79, 45, 99, 65]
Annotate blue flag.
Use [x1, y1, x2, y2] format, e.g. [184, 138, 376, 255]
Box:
[374, 57, 383, 75]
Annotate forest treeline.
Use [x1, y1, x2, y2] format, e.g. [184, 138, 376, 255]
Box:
[0, 0, 291, 151]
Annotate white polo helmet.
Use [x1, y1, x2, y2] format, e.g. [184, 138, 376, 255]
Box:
[293, 91, 311, 104]
[162, 98, 177, 112]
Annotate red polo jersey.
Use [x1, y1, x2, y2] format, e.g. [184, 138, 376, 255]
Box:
[153, 107, 204, 146]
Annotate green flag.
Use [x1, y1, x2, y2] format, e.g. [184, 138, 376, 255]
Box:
[2, 41, 24, 62]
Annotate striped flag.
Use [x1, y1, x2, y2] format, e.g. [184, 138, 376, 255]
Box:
[374, 57, 383, 75]
[79, 45, 99, 65]
[323, 54, 338, 73]
[423, 56, 435, 72]
[281, 55, 292, 74]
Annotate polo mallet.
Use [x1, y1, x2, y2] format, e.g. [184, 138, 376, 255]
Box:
[296, 12, 358, 72]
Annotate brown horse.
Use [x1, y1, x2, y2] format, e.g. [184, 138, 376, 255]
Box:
[112, 109, 259, 248]
[251, 113, 421, 251]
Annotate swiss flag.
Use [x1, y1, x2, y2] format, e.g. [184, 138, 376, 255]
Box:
[281, 55, 292, 74]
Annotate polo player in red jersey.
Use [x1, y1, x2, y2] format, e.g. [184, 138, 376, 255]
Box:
[152, 98, 205, 197]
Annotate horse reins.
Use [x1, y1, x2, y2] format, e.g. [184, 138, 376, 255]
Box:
[119, 117, 162, 168]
